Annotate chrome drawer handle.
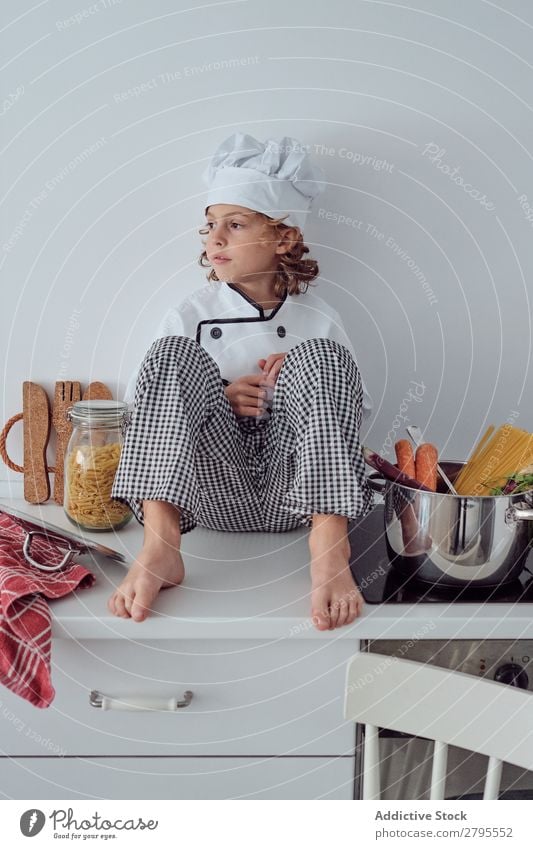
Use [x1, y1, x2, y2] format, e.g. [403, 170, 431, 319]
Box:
[89, 690, 193, 711]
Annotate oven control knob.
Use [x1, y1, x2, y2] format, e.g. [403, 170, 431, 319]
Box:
[494, 663, 529, 689]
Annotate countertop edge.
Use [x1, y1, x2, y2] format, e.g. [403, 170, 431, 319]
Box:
[50, 602, 533, 641]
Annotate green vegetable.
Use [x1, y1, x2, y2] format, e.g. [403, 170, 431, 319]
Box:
[487, 472, 533, 496]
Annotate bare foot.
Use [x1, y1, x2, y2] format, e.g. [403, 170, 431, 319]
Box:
[309, 523, 363, 631]
[107, 542, 185, 622]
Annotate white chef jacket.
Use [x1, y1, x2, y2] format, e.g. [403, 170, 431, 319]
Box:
[123, 281, 373, 415]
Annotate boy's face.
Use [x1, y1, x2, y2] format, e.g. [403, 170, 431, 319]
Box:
[204, 204, 284, 287]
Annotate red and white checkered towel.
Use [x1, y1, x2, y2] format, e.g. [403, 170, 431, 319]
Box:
[0, 511, 95, 708]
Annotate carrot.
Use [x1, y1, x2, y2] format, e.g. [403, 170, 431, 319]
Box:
[395, 440, 416, 479]
[363, 448, 432, 491]
[415, 443, 438, 492]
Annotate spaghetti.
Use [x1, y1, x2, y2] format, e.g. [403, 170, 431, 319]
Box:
[65, 442, 131, 529]
[453, 425, 533, 496]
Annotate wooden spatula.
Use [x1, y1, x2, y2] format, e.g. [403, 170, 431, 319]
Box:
[52, 380, 81, 505]
[22, 382, 51, 504]
[82, 382, 113, 401]
[81, 383, 114, 449]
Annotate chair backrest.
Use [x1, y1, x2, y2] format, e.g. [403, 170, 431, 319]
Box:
[345, 652, 533, 800]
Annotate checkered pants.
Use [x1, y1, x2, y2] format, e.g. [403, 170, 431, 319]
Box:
[111, 336, 373, 534]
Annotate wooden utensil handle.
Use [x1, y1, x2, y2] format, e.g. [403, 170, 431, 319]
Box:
[23, 382, 51, 505]
[53, 431, 69, 505]
[25, 446, 50, 503]
[1, 413, 57, 474]
[0, 413, 25, 472]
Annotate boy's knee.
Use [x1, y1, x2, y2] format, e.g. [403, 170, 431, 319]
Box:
[141, 335, 221, 386]
[282, 338, 361, 396]
[288, 337, 351, 364]
[147, 334, 200, 360]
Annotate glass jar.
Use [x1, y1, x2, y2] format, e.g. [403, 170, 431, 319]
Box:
[63, 400, 133, 532]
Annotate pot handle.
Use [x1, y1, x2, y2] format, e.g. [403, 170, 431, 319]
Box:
[505, 504, 533, 525]
[367, 472, 386, 495]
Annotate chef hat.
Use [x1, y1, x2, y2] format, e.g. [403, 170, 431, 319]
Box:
[202, 132, 326, 233]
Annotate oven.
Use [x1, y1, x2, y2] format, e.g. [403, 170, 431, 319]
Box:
[348, 506, 533, 800]
[356, 639, 533, 800]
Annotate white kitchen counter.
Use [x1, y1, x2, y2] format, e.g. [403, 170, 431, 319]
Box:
[3, 497, 533, 641]
[1, 498, 365, 799]
[3, 496, 533, 801]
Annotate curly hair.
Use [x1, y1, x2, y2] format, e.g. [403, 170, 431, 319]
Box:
[198, 212, 319, 297]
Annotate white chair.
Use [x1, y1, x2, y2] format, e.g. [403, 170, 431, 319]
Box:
[345, 652, 533, 800]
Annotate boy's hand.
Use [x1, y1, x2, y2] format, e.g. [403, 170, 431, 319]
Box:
[258, 352, 287, 385]
[224, 374, 267, 418]
[224, 355, 287, 418]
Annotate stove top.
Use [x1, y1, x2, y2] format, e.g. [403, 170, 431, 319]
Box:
[348, 506, 533, 604]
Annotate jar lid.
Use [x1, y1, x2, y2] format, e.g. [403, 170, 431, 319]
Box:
[68, 399, 129, 426]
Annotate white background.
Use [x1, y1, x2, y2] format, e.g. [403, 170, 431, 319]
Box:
[2, 0, 533, 496]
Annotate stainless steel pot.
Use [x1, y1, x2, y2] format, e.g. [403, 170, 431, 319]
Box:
[368, 462, 533, 587]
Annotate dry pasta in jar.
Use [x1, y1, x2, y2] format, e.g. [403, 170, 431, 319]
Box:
[64, 400, 132, 531]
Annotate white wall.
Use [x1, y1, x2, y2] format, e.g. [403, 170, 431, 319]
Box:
[2, 0, 533, 497]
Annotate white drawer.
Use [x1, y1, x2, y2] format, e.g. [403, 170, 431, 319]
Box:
[0, 638, 356, 757]
[0, 755, 354, 799]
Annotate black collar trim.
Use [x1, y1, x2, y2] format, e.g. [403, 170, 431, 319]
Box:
[195, 285, 288, 343]
[226, 282, 287, 319]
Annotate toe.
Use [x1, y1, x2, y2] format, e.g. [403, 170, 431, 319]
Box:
[329, 600, 341, 630]
[130, 580, 157, 622]
[313, 610, 330, 630]
[354, 588, 364, 615]
[348, 590, 363, 623]
[114, 592, 130, 619]
[335, 598, 349, 628]
[123, 592, 133, 616]
[346, 600, 358, 624]
[311, 592, 331, 630]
